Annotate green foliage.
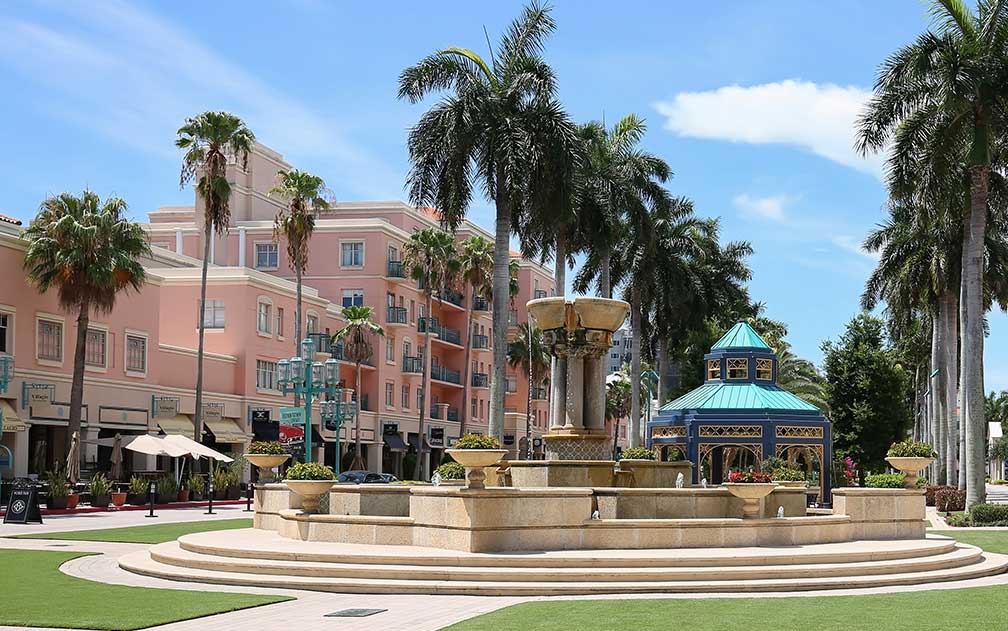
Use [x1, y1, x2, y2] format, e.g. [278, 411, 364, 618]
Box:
[434, 462, 465, 480]
[45, 470, 69, 498]
[285, 461, 336, 481]
[967, 503, 1008, 526]
[621, 447, 656, 460]
[822, 314, 910, 476]
[864, 473, 905, 488]
[88, 473, 112, 496]
[269, 168, 329, 273]
[212, 466, 232, 491]
[605, 375, 632, 421]
[990, 437, 1008, 462]
[916, 477, 929, 487]
[334, 305, 385, 365]
[154, 476, 177, 498]
[887, 440, 937, 458]
[454, 433, 501, 450]
[128, 475, 147, 495]
[760, 457, 788, 474]
[248, 441, 285, 456]
[771, 467, 806, 482]
[184, 475, 205, 494]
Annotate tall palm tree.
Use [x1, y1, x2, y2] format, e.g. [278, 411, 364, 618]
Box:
[986, 390, 1008, 434]
[775, 342, 829, 412]
[271, 169, 330, 363]
[333, 305, 384, 471]
[457, 236, 493, 437]
[605, 373, 632, 459]
[23, 191, 150, 453]
[857, 0, 1008, 506]
[402, 228, 458, 480]
[507, 322, 550, 455]
[398, 2, 579, 442]
[176, 111, 255, 443]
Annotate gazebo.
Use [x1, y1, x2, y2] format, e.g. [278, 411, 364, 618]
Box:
[647, 322, 832, 502]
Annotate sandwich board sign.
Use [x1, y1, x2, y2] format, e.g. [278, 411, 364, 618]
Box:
[4, 480, 42, 524]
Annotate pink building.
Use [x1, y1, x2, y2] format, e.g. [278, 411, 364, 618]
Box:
[0, 143, 554, 482]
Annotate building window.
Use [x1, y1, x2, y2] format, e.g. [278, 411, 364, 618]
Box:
[276, 307, 285, 338]
[402, 384, 409, 408]
[410, 300, 415, 322]
[471, 397, 477, 418]
[84, 328, 107, 368]
[256, 360, 278, 390]
[37, 319, 62, 362]
[386, 337, 395, 362]
[479, 399, 484, 418]
[126, 334, 147, 373]
[707, 359, 720, 380]
[254, 242, 278, 269]
[403, 340, 412, 357]
[756, 358, 773, 381]
[506, 376, 517, 393]
[257, 301, 272, 334]
[385, 382, 394, 407]
[388, 244, 399, 262]
[727, 358, 748, 380]
[340, 241, 364, 267]
[200, 300, 225, 329]
[342, 289, 364, 308]
[306, 313, 319, 333]
[0, 312, 11, 354]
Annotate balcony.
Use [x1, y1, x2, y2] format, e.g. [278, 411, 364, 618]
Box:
[473, 296, 489, 311]
[307, 332, 332, 355]
[439, 288, 464, 308]
[532, 387, 547, 400]
[431, 364, 461, 385]
[419, 317, 461, 346]
[472, 334, 489, 349]
[508, 310, 519, 327]
[331, 341, 373, 365]
[403, 355, 423, 374]
[533, 289, 548, 299]
[471, 372, 489, 388]
[386, 306, 408, 325]
[387, 260, 406, 279]
[447, 407, 459, 422]
[429, 405, 441, 420]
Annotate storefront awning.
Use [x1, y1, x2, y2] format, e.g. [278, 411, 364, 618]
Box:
[205, 418, 249, 444]
[383, 432, 408, 452]
[1, 399, 28, 432]
[157, 414, 194, 436]
[407, 433, 431, 453]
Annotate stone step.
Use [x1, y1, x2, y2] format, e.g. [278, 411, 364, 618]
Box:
[118, 549, 1008, 595]
[150, 540, 983, 582]
[177, 529, 959, 568]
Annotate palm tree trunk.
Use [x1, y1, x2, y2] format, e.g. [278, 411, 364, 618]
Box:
[942, 291, 959, 486]
[526, 354, 533, 458]
[352, 362, 364, 470]
[964, 164, 990, 507]
[413, 290, 434, 480]
[68, 300, 90, 449]
[657, 338, 670, 405]
[194, 222, 211, 443]
[599, 250, 611, 299]
[488, 189, 510, 442]
[459, 282, 473, 437]
[550, 234, 567, 429]
[931, 318, 945, 484]
[912, 364, 921, 441]
[294, 265, 302, 407]
[959, 273, 968, 490]
[630, 283, 642, 448]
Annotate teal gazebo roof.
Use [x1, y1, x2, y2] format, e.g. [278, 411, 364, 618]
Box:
[711, 321, 771, 350]
[661, 382, 819, 413]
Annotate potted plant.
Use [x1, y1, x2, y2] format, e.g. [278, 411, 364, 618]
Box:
[433, 461, 466, 486]
[155, 475, 178, 503]
[177, 479, 191, 503]
[771, 466, 808, 488]
[127, 476, 148, 505]
[885, 440, 936, 488]
[66, 489, 80, 510]
[283, 461, 337, 513]
[226, 461, 243, 500]
[620, 446, 656, 461]
[212, 467, 231, 500]
[89, 473, 112, 508]
[245, 441, 290, 483]
[111, 483, 127, 508]
[45, 470, 70, 510]
[185, 474, 205, 501]
[444, 433, 506, 489]
[723, 470, 777, 519]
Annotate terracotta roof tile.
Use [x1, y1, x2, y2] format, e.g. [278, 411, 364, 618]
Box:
[0, 213, 22, 226]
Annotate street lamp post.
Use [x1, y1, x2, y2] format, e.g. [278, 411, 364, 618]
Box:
[641, 369, 659, 445]
[0, 354, 13, 434]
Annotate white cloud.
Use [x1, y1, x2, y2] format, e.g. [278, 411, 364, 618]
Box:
[732, 193, 796, 222]
[653, 80, 884, 179]
[832, 235, 880, 260]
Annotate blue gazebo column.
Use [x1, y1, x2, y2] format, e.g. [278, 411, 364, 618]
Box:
[823, 424, 833, 505]
[688, 441, 700, 485]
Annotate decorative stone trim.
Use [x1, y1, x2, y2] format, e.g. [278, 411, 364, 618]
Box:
[699, 424, 762, 438]
[776, 425, 824, 439]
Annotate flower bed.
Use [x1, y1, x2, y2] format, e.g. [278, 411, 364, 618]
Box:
[864, 473, 905, 489]
[727, 471, 772, 484]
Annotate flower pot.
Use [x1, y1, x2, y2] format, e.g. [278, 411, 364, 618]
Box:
[128, 493, 147, 506]
[444, 449, 507, 489]
[213, 488, 227, 501]
[284, 479, 335, 513]
[111, 492, 127, 507]
[723, 482, 778, 519]
[66, 494, 80, 510]
[189, 491, 203, 502]
[177, 489, 190, 503]
[778, 481, 808, 488]
[91, 494, 110, 508]
[227, 487, 241, 500]
[48, 495, 68, 510]
[246, 454, 290, 483]
[885, 456, 934, 489]
[157, 492, 178, 504]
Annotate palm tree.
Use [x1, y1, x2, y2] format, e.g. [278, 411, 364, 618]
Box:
[986, 390, 1008, 434]
[507, 323, 550, 455]
[398, 2, 579, 442]
[271, 169, 330, 363]
[176, 111, 255, 443]
[402, 228, 458, 480]
[333, 305, 384, 471]
[605, 373, 632, 459]
[23, 191, 150, 454]
[457, 236, 493, 437]
[776, 342, 829, 412]
[856, 0, 1008, 506]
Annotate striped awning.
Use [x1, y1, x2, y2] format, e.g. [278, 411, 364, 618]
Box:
[157, 414, 195, 436]
[205, 418, 249, 444]
[0, 399, 27, 432]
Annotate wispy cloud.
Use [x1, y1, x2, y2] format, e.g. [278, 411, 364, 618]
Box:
[0, 1, 402, 198]
[653, 80, 883, 179]
[832, 235, 880, 260]
[732, 193, 797, 222]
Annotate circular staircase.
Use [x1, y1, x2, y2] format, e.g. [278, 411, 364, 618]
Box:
[118, 528, 1008, 596]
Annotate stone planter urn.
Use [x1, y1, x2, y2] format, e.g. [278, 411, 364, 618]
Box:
[724, 483, 778, 519]
[885, 456, 934, 489]
[445, 449, 507, 489]
[246, 454, 291, 483]
[777, 481, 808, 489]
[285, 479, 334, 514]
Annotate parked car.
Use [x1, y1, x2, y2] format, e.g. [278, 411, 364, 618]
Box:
[337, 470, 388, 484]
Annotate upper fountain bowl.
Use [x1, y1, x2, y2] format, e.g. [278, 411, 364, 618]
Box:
[572, 297, 630, 332]
[527, 297, 569, 330]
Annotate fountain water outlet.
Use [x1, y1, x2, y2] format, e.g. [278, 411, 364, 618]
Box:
[676, 472, 685, 488]
[777, 506, 785, 518]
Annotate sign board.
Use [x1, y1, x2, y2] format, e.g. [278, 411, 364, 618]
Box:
[27, 385, 52, 405]
[153, 396, 179, 418]
[250, 408, 271, 422]
[4, 482, 42, 524]
[428, 426, 445, 447]
[503, 434, 515, 446]
[201, 402, 224, 424]
[280, 406, 306, 426]
[382, 422, 399, 435]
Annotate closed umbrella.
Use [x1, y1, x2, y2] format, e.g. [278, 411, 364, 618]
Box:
[65, 431, 81, 485]
[109, 433, 123, 481]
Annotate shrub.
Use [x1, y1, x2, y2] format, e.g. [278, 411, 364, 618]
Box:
[760, 457, 788, 474]
[925, 485, 955, 506]
[155, 476, 177, 498]
[992, 479, 1008, 485]
[935, 487, 966, 512]
[88, 473, 112, 496]
[727, 470, 772, 483]
[916, 477, 929, 487]
[990, 437, 1008, 462]
[286, 461, 336, 480]
[771, 467, 806, 482]
[887, 440, 937, 458]
[45, 470, 69, 498]
[185, 474, 205, 493]
[248, 441, 285, 455]
[454, 433, 501, 450]
[621, 446, 656, 460]
[967, 503, 1008, 526]
[434, 462, 465, 480]
[946, 512, 971, 527]
[864, 473, 905, 488]
[128, 475, 148, 496]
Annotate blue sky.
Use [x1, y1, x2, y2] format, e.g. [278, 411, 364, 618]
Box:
[3, 1, 1007, 388]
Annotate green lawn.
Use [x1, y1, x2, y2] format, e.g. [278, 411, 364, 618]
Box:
[0, 549, 288, 630]
[445, 530, 1008, 631]
[13, 518, 252, 544]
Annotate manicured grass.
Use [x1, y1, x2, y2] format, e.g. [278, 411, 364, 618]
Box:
[14, 518, 252, 544]
[0, 549, 288, 630]
[931, 529, 1008, 554]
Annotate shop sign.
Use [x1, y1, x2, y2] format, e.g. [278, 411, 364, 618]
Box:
[26, 384, 53, 405]
[152, 396, 179, 418]
[428, 426, 445, 447]
[201, 402, 224, 423]
[4, 481, 42, 524]
[503, 434, 515, 446]
[250, 408, 271, 422]
[280, 406, 305, 426]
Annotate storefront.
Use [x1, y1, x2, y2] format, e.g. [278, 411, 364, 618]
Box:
[1, 398, 27, 478]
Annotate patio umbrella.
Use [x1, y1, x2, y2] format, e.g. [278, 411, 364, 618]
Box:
[109, 433, 124, 481]
[162, 434, 234, 463]
[65, 431, 81, 485]
[124, 434, 189, 458]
